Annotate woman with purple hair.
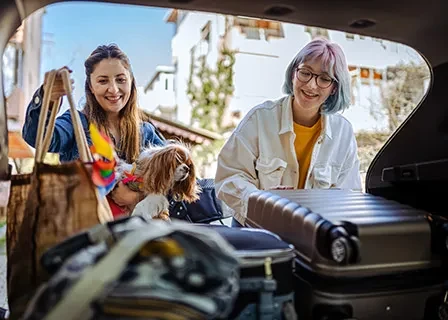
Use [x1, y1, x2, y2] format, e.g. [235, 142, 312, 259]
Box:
[215, 38, 362, 227]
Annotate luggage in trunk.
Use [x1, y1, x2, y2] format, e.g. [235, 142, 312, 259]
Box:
[38, 217, 297, 320]
[198, 225, 297, 319]
[27, 216, 242, 320]
[245, 189, 447, 320]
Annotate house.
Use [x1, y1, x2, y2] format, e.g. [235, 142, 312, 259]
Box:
[4, 8, 45, 127]
[138, 65, 176, 120]
[142, 111, 222, 146]
[4, 8, 45, 164]
[144, 10, 429, 180]
[160, 9, 426, 134]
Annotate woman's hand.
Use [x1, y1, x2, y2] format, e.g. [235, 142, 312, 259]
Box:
[43, 66, 75, 102]
[110, 181, 144, 211]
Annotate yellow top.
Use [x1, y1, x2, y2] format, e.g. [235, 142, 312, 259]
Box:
[293, 120, 322, 189]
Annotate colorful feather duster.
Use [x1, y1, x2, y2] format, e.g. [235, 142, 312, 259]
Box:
[89, 123, 117, 197]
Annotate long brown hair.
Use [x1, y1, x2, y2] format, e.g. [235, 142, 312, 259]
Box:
[83, 44, 141, 163]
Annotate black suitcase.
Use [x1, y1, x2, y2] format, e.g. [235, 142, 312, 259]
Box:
[245, 189, 447, 320]
[200, 225, 297, 319]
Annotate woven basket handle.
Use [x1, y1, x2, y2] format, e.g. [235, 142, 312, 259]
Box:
[35, 69, 92, 163]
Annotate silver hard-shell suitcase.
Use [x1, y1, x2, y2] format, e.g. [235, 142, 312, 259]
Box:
[245, 189, 447, 320]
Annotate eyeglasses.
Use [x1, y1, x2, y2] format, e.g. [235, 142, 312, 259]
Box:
[295, 68, 336, 89]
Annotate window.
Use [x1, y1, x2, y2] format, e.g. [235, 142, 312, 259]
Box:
[243, 27, 261, 40]
[264, 22, 284, 40]
[8, 1, 431, 182]
[305, 27, 329, 39]
[234, 17, 284, 40]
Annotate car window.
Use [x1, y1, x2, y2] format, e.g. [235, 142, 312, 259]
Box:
[3, 3, 430, 188]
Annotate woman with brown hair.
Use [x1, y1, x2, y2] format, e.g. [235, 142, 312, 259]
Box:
[22, 44, 164, 213]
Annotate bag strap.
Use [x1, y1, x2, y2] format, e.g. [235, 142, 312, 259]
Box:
[35, 69, 92, 163]
[43, 222, 174, 320]
[34, 70, 59, 163]
[34, 69, 113, 222]
[60, 69, 92, 162]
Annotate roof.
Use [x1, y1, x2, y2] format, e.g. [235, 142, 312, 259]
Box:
[164, 9, 177, 23]
[8, 131, 34, 158]
[143, 111, 223, 145]
[7, 120, 33, 159]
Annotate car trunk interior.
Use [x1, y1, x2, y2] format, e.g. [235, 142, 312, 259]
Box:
[0, 0, 447, 216]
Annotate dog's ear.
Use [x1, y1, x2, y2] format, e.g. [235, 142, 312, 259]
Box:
[171, 159, 201, 203]
[139, 147, 178, 195]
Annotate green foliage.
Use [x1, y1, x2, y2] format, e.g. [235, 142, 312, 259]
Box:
[191, 139, 227, 177]
[371, 61, 430, 132]
[187, 47, 236, 134]
[355, 131, 390, 173]
[359, 61, 430, 178]
[186, 47, 237, 176]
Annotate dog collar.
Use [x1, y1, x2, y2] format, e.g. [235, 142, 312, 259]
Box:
[122, 162, 144, 192]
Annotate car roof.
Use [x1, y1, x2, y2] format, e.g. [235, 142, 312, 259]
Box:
[12, 0, 446, 67]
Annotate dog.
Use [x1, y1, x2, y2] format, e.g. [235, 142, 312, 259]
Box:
[114, 142, 201, 221]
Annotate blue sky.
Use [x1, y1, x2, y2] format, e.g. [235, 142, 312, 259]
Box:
[40, 2, 174, 105]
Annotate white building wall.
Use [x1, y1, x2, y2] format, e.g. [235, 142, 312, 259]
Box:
[22, 8, 45, 111]
[139, 72, 175, 112]
[229, 24, 312, 117]
[343, 81, 388, 132]
[171, 12, 226, 125]
[3, 8, 45, 126]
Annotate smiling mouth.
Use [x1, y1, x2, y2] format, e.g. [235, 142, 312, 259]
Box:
[302, 90, 318, 99]
[105, 96, 122, 102]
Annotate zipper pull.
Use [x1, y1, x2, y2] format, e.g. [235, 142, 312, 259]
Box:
[264, 257, 273, 280]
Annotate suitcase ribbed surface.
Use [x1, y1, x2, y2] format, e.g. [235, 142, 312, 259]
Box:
[247, 189, 437, 277]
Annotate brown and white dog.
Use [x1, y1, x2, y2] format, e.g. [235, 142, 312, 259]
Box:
[116, 142, 201, 221]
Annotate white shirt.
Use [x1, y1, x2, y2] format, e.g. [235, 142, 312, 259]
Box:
[215, 95, 362, 225]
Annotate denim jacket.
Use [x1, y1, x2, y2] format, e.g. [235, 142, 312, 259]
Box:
[22, 86, 165, 162]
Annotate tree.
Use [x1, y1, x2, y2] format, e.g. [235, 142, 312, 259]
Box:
[370, 61, 430, 133]
[356, 61, 430, 178]
[186, 45, 236, 176]
[187, 47, 236, 134]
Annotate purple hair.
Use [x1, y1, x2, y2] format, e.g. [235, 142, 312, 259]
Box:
[282, 38, 351, 114]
